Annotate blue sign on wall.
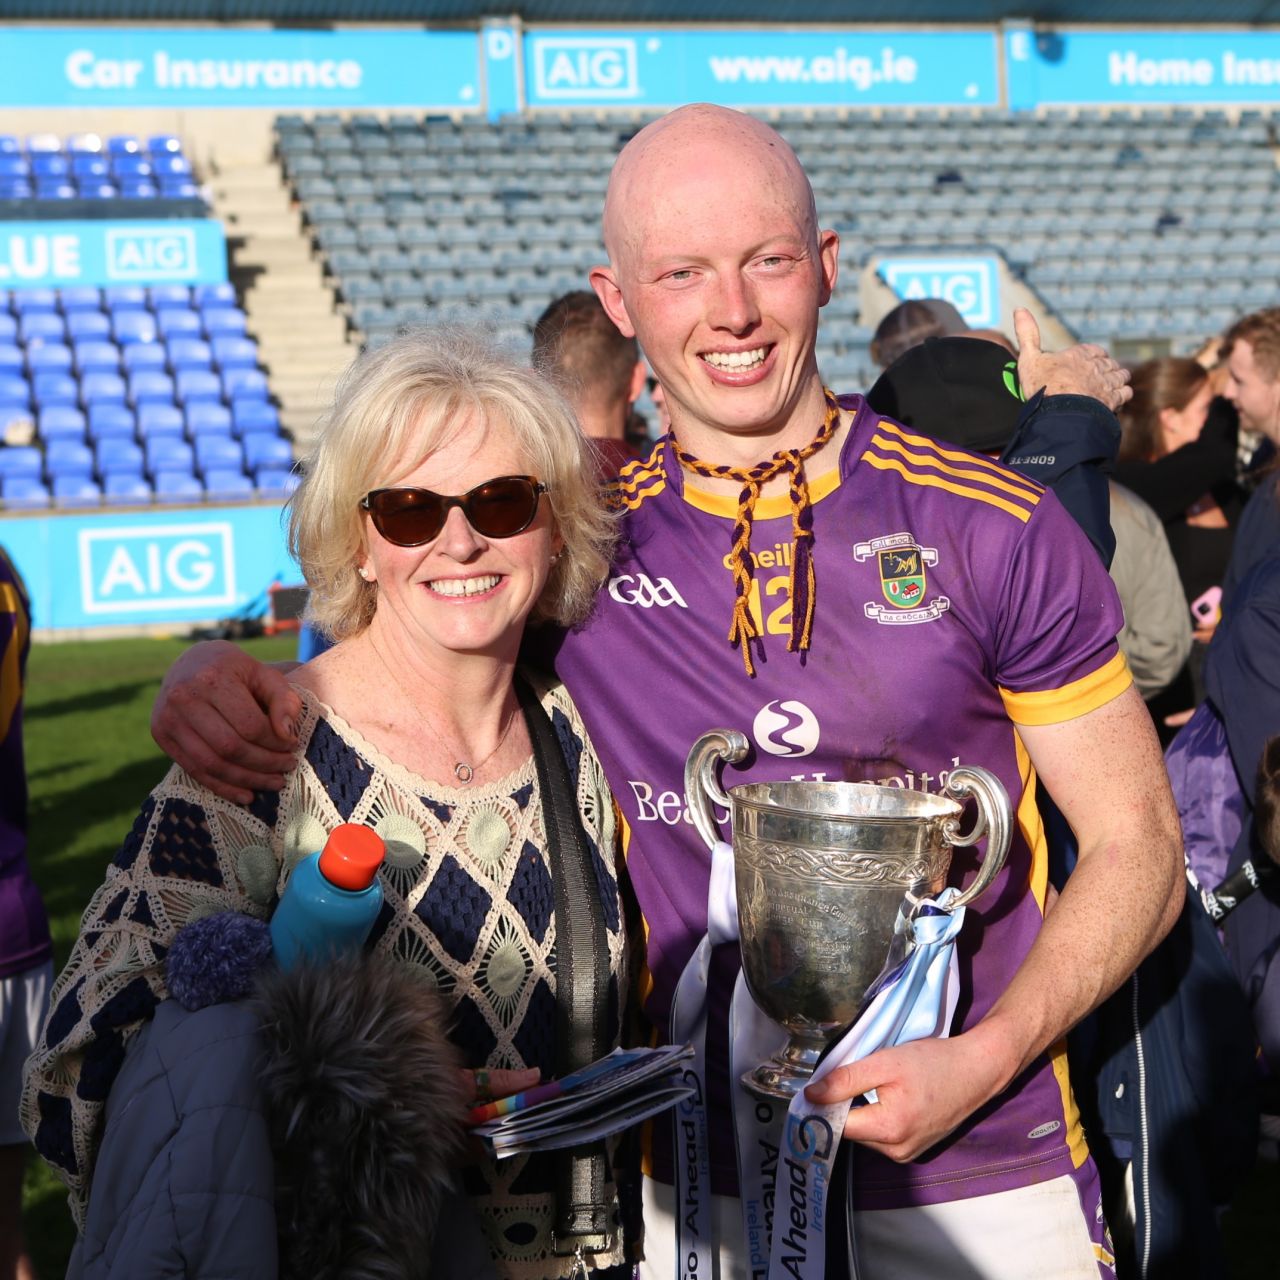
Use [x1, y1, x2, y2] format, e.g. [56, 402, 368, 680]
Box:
[2, 503, 299, 631]
[1006, 28, 1280, 108]
[0, 28, 479, 109]
[879, 255, 1001, 328]
[0, 220, 226, 290]
[524, 29, 999, 108]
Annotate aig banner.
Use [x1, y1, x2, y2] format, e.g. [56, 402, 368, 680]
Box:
[1006, 27, 1280, 108]
[2, 503, 299, 631]
[524, 28, 999, 108]
[0, 220, 226, 290]
[0, 27, 480, 109]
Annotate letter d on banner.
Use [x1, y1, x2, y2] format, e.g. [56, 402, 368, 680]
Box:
[483, 19, 522, 120]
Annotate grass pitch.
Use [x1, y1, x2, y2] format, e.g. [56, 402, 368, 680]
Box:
[17, 633, 1280, 1276]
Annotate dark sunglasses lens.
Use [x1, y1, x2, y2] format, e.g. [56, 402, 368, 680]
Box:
[468, 478, 540, 536]
[370, 489, 445, 546]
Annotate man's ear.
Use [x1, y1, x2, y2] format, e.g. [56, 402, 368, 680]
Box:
[590, 264, 637, 338]
[816, 228, 840, 309]
[627, 359, 647, 407]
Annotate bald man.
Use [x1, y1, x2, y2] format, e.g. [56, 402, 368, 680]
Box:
[151, 106, 1181, 1279]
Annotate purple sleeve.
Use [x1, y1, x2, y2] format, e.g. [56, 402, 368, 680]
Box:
[994, 489, 1124, 698]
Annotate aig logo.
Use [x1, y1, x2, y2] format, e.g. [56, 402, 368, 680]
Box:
[106, 226, 197, 281]
[607, 574, 687, 609]
[531, 37, 639, 99]
[79, 522, 236, 615]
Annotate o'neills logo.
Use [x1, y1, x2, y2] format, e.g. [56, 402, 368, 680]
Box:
[777, 1113, 834, 1277]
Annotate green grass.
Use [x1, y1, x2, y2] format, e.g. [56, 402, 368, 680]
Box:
[16, 635, 1280, 1275]
[19, 633, 296, 1278]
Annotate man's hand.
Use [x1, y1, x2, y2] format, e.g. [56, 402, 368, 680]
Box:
[1014, 308, 1132, 410]
[151, 639, 302, 805]
[805, 1025, 1014, 1161]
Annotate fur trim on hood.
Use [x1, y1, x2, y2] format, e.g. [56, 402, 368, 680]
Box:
[252, 953, 468, 1280]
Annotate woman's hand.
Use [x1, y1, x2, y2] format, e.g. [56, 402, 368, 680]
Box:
[459, 1065, 541, 1109]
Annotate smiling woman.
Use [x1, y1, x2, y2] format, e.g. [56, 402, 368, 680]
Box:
[21, 330, 633, 1279]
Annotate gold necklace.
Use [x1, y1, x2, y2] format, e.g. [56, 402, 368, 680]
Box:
[367, 635, 519, 784]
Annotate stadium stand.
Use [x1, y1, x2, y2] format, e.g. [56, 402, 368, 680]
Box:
[0, 133, 298, 510]
[277, 107, 1280, 399]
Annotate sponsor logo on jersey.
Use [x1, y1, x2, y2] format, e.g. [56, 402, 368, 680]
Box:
[754, 700, 819, 757]
[1027, 1120, 1061, 1139]
[853, 531, 950, 625]
[607, 573, 688, 609]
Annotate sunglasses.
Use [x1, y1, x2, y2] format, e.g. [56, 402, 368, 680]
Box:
[360, 475, 547, 547]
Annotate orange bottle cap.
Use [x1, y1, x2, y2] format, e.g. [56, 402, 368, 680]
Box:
[318, 823, 386, 891]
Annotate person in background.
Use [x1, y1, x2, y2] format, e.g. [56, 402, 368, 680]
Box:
[1115, 356, 1244, 728]
[0, 546, 50, 1280]
[868, 297, 970, 369]
[532, 290, 648, 478]
[22, 331, 633, 1279]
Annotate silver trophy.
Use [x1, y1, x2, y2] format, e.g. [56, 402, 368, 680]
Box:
[685, 730, 1011, 1100]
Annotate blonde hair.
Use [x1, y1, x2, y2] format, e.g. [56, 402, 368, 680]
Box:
[1221, 307, 1280, 382]
[288, 328, 617, 640]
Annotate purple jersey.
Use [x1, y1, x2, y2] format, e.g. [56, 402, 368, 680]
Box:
[553, 395, 1130, 1209]
[0, 547, 51, 979]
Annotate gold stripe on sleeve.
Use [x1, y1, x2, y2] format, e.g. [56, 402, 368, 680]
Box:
[999, 652, 1132, 728]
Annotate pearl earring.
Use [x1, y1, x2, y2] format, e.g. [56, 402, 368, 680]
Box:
[357, 566, 372, 581]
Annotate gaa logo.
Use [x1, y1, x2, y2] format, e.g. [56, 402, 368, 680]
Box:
[606, 573, 687, 609]
[754, 700, 819, 758]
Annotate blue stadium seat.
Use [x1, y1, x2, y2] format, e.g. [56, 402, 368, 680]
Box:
[153, 471, 204, 503]
[38, 406, 86, 439]
[80, 183, 120, 200]
[128, 371, 175, 406]
[113, 311, 159, 345]
[0, 447, 43, 479]
[0, 155, 29, 179]
[26, 345, 73, 374]
[103, 285, 147, 310]
[158, 309, 202, 340]
[0, 316, 16, 342]
[96, 433, 143, 469]
[52, 475, 102, 506]
[243, 434, 294, 472]
[112, 155, 153, 179]
[185, 403, 233, 436]
[66, 133, 103, 154]
[30, 153, 69, 179]
[158, 180, 199, 199]
[102, 473, 152, 504]
[70, 156, 109, 179]
[255, 468, 300, 497]
[195, 436, 243, 474]
[26, 133, 62, 153]
[19, 314, 67, 345]
[210, 336, 258, 370]
[201, 308, 248, 338]
[0, 349, 23, 375]
[87, 404, 136, 440]
[107, 135, 142, 155]
[45, 439, 94, 477]
[167, 339, 213, 373]
[117, 181, 158, 199]
[32, 374, 77, 407]
[175, 370, 222, 405]
[223, 368, 269, 400]
[11, 288, 58, 314]
[145, 438, 195, 474]
[37, 182, 76, 201]
[152, 154, 192, 176]
[59, 286, 104, 312]
[0, 373, 28, 405]
[2, 476, 51, 508]
[148, 285, 191, 309]
[136, 404, 184, 437]
[66, 311, 111, 341]
[121, 343, 166, 373]
[81, 371, 127, 405]
[194, 283, 237, 308]
[204, 469, 254, 499]
[231, 401, 279, 436]
[74, 341, 120, 374]
[148, 134, 183, 155]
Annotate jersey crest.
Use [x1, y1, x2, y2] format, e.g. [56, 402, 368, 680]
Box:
[854, 532, 950, 625]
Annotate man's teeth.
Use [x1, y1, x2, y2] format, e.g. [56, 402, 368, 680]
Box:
[428, 575, 500, 597]
[703, 347, 767, 370]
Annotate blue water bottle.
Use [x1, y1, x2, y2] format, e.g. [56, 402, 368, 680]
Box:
[270, 823, 386, 971]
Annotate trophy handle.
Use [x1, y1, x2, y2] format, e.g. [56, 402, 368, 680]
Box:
[941, 764, 1012, 910]
[683, 729, 750, 853]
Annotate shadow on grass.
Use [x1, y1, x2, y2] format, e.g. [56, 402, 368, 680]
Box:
[25, 680, 157, 723]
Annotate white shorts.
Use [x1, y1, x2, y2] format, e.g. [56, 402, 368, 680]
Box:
[639, 1170, 1110, 1280]
[0, 960, 52, 1147]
